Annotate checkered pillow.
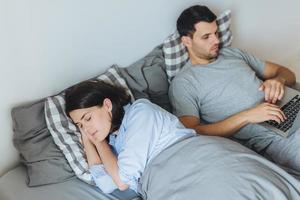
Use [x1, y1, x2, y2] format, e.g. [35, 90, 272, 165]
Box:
[163, 10, 233, 82]
[44, 65, 133, 184]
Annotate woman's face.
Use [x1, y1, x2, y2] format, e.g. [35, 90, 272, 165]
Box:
[69, 98, 113, 143]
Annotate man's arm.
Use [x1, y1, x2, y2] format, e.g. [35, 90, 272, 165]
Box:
[180, 102, 286, 137]
[259, 61, 296, 103]
[263, 61, 296, 85]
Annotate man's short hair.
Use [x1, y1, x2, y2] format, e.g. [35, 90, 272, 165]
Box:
[177, 5, 217, 38]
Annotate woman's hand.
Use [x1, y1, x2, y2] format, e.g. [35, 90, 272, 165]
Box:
[83, 130, 108, 145]
[81, 131, 90, 143]
[243, 102, 286, 124]
[80, 131, 103, 165]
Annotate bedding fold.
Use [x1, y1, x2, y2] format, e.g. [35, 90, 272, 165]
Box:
[139, 135, 300, 200]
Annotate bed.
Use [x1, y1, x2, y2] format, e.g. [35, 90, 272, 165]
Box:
[2, 6, 300, 198]
[0, 165, 140, 200]
[1, 43, 300, 200]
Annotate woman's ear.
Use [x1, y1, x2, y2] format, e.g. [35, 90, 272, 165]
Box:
[103, 98, 113, 112]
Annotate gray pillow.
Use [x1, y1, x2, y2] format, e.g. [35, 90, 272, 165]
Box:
[12, 99, 75, 186]
[119, 44, 172, 112]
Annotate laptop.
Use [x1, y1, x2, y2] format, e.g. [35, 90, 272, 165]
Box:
[261, 86, 300, 137]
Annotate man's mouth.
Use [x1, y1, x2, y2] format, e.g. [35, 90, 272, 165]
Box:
[211, 45, 219, 51]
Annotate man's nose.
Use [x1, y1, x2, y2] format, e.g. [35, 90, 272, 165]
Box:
[213, 34, 220, 44]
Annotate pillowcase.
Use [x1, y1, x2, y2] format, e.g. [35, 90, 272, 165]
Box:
[12, 99, 75, 186]
[44, 64, 134, 185]
[118, 44, 172, 112]
[163, 10, 233, 82]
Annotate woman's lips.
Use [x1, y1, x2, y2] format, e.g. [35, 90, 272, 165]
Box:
[90, 131, 97, 136]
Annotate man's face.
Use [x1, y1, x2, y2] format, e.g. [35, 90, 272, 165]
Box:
[182, 20, 220, 63]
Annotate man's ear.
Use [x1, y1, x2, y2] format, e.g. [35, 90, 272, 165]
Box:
[181, 36, 192, 48]
[103, 98, 113, 112]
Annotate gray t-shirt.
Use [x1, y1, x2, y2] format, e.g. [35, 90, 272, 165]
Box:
[169, 47, 278, 152]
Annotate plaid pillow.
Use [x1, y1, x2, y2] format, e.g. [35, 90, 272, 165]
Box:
[163, 10, 233, 82]
[44, 65, 133, 184]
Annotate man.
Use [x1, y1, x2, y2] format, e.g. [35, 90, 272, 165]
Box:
[169, 5, 300, 172]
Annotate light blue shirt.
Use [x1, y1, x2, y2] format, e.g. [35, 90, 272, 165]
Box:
[89, 99, 196, 193]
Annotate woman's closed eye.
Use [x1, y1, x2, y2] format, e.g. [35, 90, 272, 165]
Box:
[85, 116, 91, 122]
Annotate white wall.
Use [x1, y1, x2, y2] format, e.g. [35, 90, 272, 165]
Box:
[1, 0, 300, 176]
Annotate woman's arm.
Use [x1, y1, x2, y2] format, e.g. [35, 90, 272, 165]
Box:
[82, 133, 119, 193]
[95, 140, 129, 191]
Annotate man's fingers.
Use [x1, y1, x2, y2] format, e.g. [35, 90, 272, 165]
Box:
[268, 112, 285, 123]
[269, 115, 282, 124]
[259, 84, 264, 91]
[271, 85, 281, 104]
[278, 86, 285, 100]
[263, 103, 277, 109]
[269, 85, 277, 103]
[265, 104, 286, 121]
[264, 85, 271, 102]
[261, 80, 286, 103]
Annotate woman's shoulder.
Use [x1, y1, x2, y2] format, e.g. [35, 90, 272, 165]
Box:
[130, 98, 156, 111]
[122, 99, 161, 127]
[125, 98, 161, 118]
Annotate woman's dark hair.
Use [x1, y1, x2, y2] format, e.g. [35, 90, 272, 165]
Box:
[177, 5, 217, 38]
[65, 80, 131, 132]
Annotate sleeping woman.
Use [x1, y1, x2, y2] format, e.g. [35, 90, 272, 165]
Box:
[65, 80, 300, 199]
[65, 80, 196, 193]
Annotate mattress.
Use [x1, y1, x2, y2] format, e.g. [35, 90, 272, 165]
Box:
[0, 165, 141, 200]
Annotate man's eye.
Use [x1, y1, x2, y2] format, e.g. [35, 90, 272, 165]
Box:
[202, 35, 209, 39]
[86, 116, 91, 121]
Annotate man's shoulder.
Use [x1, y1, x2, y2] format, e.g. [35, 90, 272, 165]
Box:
[172, 62, 195, 82]
[220, 47, 250, 60]
[169, 66, 198, 96]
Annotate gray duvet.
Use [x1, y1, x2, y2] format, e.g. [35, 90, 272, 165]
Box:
[138, 135, 300, 200]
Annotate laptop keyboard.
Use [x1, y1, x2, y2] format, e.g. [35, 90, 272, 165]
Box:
[266, 95, 300, 132]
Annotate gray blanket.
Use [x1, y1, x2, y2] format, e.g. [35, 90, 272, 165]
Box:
[138, 136, 300, 200]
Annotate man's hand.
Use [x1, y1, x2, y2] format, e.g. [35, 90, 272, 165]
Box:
[259, 77, 285, 104]
[244, 102, 286, 124]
